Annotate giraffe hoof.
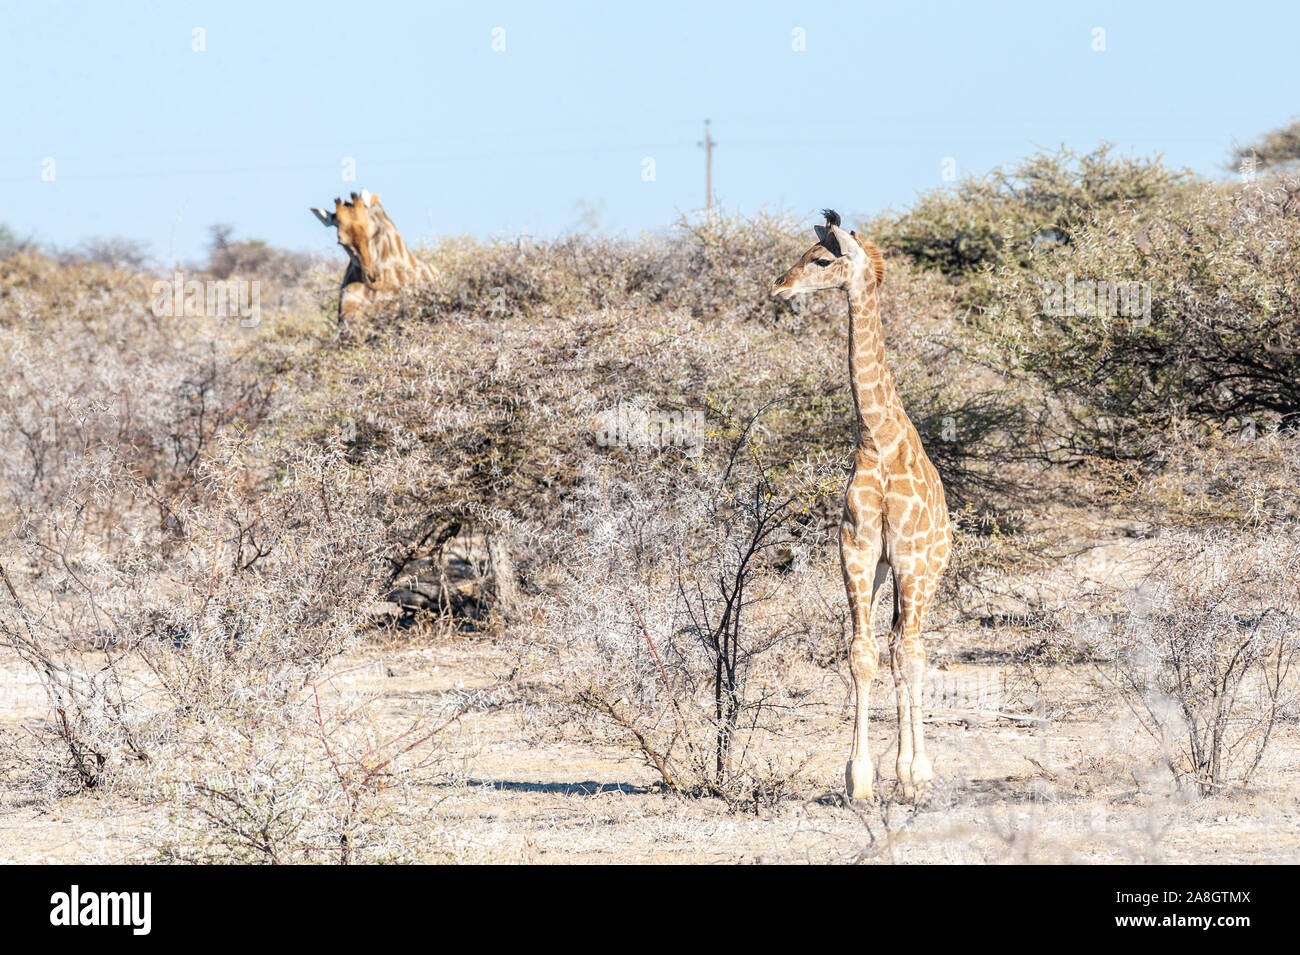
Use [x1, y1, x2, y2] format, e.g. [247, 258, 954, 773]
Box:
[899, 757, 933, 804]
[845, 758, 875, 801]
[911, 755, 934, 787]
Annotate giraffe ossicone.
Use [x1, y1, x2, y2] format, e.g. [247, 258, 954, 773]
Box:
[773, 209, 952, 802]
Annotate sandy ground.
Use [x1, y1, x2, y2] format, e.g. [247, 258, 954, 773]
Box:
[2, 627, 1297, 864]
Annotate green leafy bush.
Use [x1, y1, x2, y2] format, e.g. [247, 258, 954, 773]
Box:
[974, 177, 1300, 459]
[871, 145, 1191, 284]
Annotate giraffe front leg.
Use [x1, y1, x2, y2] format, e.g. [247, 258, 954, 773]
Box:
[843, 550, 886, 801]
[846, 625, 876, 801]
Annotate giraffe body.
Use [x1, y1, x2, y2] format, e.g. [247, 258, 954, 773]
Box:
[773, 210, 952, 801]
[310, 190, 435, 320]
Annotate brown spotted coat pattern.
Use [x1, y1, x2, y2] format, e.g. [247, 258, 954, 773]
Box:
[310, 190, 436, 320]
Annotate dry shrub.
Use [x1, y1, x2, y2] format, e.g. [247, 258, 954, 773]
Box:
[0, 429, 471, 860]
[205, 224, 314, 284]
[58, 236, 152, 271]
[1092, 530, 1300, 796]
[520, 427, 846, 806]
[0, 251, 469, 859]
[146, 670, 472, 864]
[1124, 428, 1300, 530]
[0, 436, 382, 778]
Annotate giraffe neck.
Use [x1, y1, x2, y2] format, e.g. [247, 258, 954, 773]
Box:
[370, 210, 434, 286]
[845, 280, 905, 444]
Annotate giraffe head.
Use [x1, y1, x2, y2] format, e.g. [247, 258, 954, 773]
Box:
[772, 209, 885, 301]
[310, 190, 384, 285]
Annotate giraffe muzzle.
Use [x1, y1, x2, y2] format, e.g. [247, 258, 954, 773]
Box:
[772, 282, 803, 315]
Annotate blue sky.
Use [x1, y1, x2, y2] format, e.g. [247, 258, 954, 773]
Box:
[2, 1, 1295, 264]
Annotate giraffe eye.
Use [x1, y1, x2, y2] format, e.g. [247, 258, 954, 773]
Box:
[814, 258, 833, 267]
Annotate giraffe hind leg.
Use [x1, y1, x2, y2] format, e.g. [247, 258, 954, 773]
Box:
[890, 572, 939, 803]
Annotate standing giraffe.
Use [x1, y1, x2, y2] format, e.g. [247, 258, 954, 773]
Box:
[772, 210, 952, 801]
[310, 190, 435, 320]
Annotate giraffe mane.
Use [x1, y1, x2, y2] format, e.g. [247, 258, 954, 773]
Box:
[857, 236, 885, 288]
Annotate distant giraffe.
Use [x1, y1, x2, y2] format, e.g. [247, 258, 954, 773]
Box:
[310, 190, 435, 320]
[311, 190, 521, 616]
[772, 210, 952, 802]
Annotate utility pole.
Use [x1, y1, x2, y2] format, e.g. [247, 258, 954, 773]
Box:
[697, 119, 715, 214]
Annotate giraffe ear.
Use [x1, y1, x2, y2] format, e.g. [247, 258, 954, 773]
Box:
[829, 225, 864, 261]
[310, 207, 337, 227]
[358, 189, 374, 207]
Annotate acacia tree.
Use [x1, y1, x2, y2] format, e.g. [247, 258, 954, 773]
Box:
[870, 145, 1190, 281]
[975, 177, 1300, 460]
[1229, 117, 1300, 174]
